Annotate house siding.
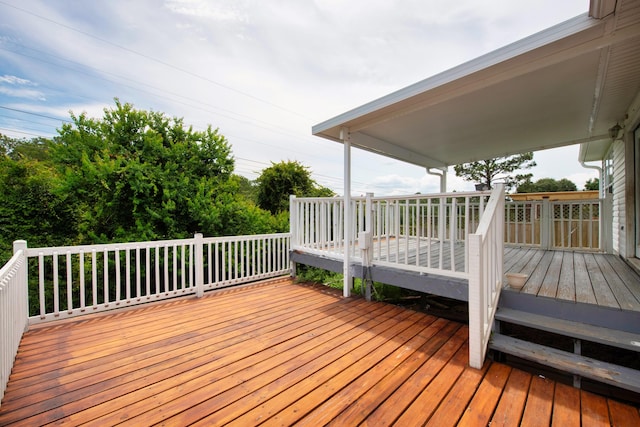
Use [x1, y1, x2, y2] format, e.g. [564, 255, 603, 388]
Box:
[612, 140, 626, 256]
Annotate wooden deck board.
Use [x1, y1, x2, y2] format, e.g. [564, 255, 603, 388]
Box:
[519, 375, 555, 426]
[537, 250, 563, 298]
[608, 257, 640, 299]
[585, 253, 620, 308]
[556, 251, 576, 301]
[490, 369, 532, 426]
[457, 362, 512, 427]
[551, 383, 581, 427]
[505, 248, 640, 311]
[522, 251, 554, 295]
[1, 277, 638, 426]
[573, 252, 599, 305]
[594, 255, 640, 311]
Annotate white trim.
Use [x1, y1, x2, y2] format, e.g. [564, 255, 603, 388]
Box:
[341, 127, 352, 297]
[590, 0, 617, 19]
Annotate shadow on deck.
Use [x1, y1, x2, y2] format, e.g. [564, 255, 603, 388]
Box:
[1, 278, 638, 425]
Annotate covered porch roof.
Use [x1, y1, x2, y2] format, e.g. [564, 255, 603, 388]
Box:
[312, 0, 640, 168]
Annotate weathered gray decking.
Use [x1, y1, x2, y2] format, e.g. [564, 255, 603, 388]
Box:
[504, 246, 640, 312]
[294, 239, 640, 315]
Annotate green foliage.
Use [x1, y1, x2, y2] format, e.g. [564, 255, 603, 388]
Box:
[584, 177, 599, 191]
[453, 152, 536, 191]
[1, 100, 340, 275]
[294, 265, 407, 302]
[0, 135, 76, 263]
[233, 174, 258, 204]
[516, 177, 577, 193]
[1, 100, 295, 262]
[294, 264, 343, 288]
[256, 160, 334, 214]
[49, 99, 244, 242]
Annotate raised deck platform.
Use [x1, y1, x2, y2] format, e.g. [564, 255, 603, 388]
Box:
[501, 247, 640, 334]
[2, 278, 637, 425]
[293, 243, 640, 316]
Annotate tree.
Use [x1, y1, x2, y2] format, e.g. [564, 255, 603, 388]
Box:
[584, 177, 599, 191]
[256, 160, 334, 214]
[48, 99, 273, 241]
[516, 177, 577, 193]
[453, 153, 536, 191]
[0, 135, 76, 263]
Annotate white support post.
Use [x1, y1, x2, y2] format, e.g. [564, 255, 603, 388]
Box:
[342, 127, 352, 297]
[426, 167, 448, 193]
[13, 240, 29, 332]
[289, 195, 298, 277]
[194, 233, 204, 298]
[541, 197, 551, 249]
[468, 232, 484, 369]
[289, 195, 297, 246]
[602, 193, 613, 253]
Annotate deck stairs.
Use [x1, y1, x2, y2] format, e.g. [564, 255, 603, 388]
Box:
[490, 307, 640, 394]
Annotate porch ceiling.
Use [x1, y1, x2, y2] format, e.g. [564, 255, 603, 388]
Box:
[312, 0, 640, 168]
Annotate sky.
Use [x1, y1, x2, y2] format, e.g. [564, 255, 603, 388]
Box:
[0, 0, 598, 195]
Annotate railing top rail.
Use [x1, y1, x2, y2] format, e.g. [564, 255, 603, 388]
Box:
[370, 191, 491, 202]
[0, 250, 24, 290]
[549, 199, 602, 205]
[23, 233, 292, 257]
[24, 237, 197, 257]
[292, 191, 492, 203]
[291, 196, 347, 202]
[472, 185, 505, 237]
[202, 233, 290, 244]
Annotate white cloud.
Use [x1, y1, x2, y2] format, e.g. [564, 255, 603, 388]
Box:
[0, 74, 45, 100]
[0, 75, 34, 85]
[164, 0, 248, 22]
[0, 0, 591, 196]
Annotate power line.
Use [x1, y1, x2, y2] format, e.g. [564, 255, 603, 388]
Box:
[0, 0, 312, 121]
[0, 105, 71, 123]
[0, 3, 398, 193]
[0, 127, 49, 137]
[0, 43, 308, 142]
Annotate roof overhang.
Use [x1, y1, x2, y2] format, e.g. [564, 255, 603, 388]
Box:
[313, 0, 640, 169]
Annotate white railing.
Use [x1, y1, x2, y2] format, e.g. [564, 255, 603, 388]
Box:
[505, 201, 541, 246]
[551, 199, 602, 250]
[291, 191, 491, 278]
[505, 198, 605, 251]
[1, 241, 28, 405]
[23, 233, 290, 324]
[290, 196, 345, 258]
[468, 185, 505, 369]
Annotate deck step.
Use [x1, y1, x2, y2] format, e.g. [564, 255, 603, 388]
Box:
[495, 307, 640, 352]
[489, 334, 640, 394]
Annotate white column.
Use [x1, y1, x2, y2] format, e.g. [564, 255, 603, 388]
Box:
[341, 127, 352, 297]
[194, 233, 204, 298]
[426, 167, 448, 193]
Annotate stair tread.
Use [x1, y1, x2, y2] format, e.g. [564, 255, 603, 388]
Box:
[495, 307, 640, 352]
[490, 334, 640, 393]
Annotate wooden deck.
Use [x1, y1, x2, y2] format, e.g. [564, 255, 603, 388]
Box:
[505, 247, 640, 311]
[1, 278, 638, 426]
